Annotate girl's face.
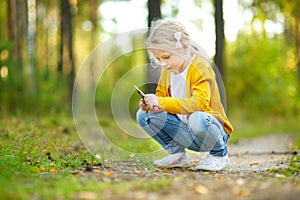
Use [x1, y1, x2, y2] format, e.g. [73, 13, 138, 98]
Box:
[150, 48, 188, 74]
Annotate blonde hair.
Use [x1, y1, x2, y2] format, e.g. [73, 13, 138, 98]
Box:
[145, 19, 207, 62]
[146, 19, 190, 51]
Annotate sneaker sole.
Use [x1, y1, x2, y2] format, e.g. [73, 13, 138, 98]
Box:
[194, 163, 229, 171]
[154, 162, 190, 168]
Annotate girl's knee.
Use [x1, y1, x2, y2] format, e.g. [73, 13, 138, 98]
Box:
[188, 112, 210, 135]
[136, 109, 147, 126]
[136, 109, 167, 126]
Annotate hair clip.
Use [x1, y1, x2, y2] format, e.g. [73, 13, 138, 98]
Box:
[173, 32, 183, 48]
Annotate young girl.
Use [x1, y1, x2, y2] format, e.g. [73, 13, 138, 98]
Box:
[136, 19, 234, 171]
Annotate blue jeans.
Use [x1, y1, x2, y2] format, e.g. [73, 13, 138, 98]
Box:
[136, 110, 229, 156]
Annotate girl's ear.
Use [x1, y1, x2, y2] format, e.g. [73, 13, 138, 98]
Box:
[182, 44, 189, 55]
[182, 43, 188, 50]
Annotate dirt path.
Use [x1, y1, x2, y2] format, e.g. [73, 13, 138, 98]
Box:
[203, 133, 296, 173]
[79, 134, 300, 200]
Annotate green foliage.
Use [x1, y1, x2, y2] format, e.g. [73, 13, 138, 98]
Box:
[226, 32, 299, 117]
[0, 41, 73, 114]
[228, 112, 300, 144]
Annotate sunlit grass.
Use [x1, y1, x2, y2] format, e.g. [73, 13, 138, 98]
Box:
[0, 111, 299, 199]
[0, 114, 168, 199]
[228, 107, 300, 149]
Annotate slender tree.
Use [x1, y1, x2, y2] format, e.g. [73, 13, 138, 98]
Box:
[213, 0, 227, 109]
[27, 0, 37, 95]
[214, 0, 225, 77]
[88, 0, 100, 51]
[8, 0, 27, 68]
[147, 0, 161, 93]
[58, 0, 75, 96]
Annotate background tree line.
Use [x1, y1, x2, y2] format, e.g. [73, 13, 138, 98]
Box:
[0, 0, 299, 119]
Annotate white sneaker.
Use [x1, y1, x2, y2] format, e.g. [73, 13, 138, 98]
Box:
[195, 154, 229, 171]
[154, 152, 190, 168]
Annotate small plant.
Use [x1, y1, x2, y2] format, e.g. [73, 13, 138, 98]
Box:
[266, 155, 300, 177]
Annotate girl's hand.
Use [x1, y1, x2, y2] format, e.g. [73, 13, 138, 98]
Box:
[144, 94, 158, 108]
[139, 99, 150, 112]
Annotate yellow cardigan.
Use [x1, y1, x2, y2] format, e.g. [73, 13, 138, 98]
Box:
[156, 55, 234, 135]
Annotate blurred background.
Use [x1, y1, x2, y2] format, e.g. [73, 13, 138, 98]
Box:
[0, 0, 299, 137]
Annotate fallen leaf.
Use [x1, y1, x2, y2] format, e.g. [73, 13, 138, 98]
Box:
[78, 191, 97, 200]
[40, 120, 49, 127]
[3, 119, 10, 124]
[0, 141, 4, 146]
[73, 173, 81, 177]
[93, 169, 101, 173]
[160, 166, 170, 172]
[236, 178, 244, 185]
[195, 184, 209, 194]
[275, 173, 286, 178]
[250, 162, 259, 167]
[39, 167, 45, 172]
[233, 187, 249, 196]
[293, 156, 298, 162]
[281, 155, 287, 159]
[50, 168, 57, 174]
[42, 149, 48, 154]
[153, 168, 162, 172]
[133, 167, 139, 173]
[215, 174, 225, 181]
[104, 171, 113, 177]
[129, 153, 135, 158]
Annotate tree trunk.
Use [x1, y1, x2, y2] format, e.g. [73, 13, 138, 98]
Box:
[214, 0, 225, 78]
[58, 0, 75, 97]
[8, 0, 27, 68]
[213, 0, 227, 110]
[8, 0, 17, 61]
[146, 0, 161, 93]
[89, 0, 99, 51]
[27, 0, 37, 95]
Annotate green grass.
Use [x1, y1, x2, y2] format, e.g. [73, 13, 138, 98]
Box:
[132, 176, 173, 191]
[228, 109, 300, 148]
[0, 111, 299, 199]
[266, 155, 300, 177]
[0, 114, 166, 199]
